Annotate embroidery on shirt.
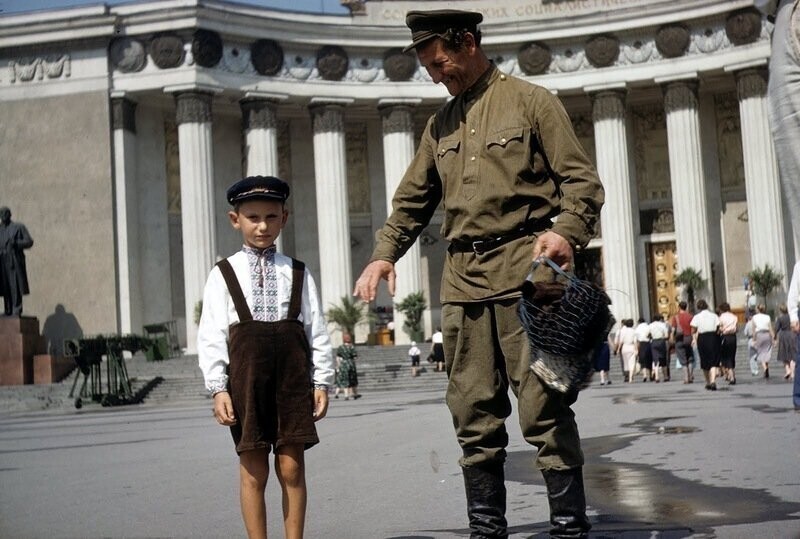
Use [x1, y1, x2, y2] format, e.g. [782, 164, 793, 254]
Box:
[244, 245, 278, 322]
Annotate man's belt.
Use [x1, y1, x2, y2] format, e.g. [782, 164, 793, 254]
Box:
[449, 216, 552, 255]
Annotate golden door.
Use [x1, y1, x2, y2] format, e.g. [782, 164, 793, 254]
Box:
[647, 242, 679, 320]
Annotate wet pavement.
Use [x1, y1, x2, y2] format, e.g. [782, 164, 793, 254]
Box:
[0, 362, 798, 538]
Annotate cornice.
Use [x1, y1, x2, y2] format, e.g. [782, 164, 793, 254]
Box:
[0, 10, 118, 49]
[1, 0, 770, 103]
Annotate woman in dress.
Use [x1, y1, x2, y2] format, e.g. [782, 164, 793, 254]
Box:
[718, 302, 739, 385]
[648, 314, 670, 383]
[614, 319, 638, 383]
[691, 299, 721, 391]
[635, 317, 653, 382]
[431, 327, 445, 372]
[335, 333, 361, 400]
[593, 336, 612, 386]
[748, 304, 775, 379]
[774, 304, 796, 380]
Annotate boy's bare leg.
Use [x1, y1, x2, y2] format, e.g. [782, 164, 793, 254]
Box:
[239, 448, 270, 539]
[275, 444, 307, 539]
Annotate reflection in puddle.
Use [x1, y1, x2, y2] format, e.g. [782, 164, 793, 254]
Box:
[506, 416, 800, 534]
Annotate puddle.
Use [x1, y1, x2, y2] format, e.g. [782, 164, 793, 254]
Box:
[504, 416, 800, 535]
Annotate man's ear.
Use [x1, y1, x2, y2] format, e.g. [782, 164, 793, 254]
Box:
[281, 208, 289, 227]
[464, 31, 478, 54]
[228, 210, 241, 229]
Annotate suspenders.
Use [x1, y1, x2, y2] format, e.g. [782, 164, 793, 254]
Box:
[216, 256, 306, 321]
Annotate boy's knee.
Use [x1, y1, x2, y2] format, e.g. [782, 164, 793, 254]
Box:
[239, 450, 269, 489]
[276, 447, 306, 487]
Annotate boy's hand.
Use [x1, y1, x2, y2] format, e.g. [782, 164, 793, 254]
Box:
[313, 389, 329, 421]
[213, 392, 237, 426]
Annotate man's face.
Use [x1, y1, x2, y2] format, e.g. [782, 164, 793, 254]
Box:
[416, 38, 474, 96]
[0, 209, 10, 225]
[228, 199, 287, 250]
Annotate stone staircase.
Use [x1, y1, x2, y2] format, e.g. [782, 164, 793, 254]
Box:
[0, 343, 448, 413]
[0, 338, 778, 414]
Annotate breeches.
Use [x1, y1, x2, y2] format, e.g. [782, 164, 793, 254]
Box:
[442, 299, 584, 471]
[769, 0, 800, 240]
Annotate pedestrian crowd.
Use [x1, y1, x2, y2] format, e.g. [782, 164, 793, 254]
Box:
[602, 299, 797, 390]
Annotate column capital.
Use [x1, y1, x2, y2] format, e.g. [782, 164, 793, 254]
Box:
[662, 80, 698, 113]
[590, 90, 626, 123]
[735, 68, 768, 101]
[379, 104, 415, 135]
[174, 91, 213, 124]
[111, 97, 137, 133]
[309, 102, 346, 134]
[240, 99, 278, 130]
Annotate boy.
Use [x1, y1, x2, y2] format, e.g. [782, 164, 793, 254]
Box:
[198, 175, 335, 539]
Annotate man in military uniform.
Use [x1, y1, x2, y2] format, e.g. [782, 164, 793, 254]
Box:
[0, 207, 34, 316]
[353, 9, 603, 538]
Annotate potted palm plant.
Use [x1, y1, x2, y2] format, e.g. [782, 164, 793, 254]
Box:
[395, 291, 427, 342]
[747, 264, 784, 313]
[673, 267, 706, 312]
[326, 296, 373, 339]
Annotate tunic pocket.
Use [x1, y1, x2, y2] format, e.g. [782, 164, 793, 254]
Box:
[435, 136, 462, 184]
[485, 126, 529, 175]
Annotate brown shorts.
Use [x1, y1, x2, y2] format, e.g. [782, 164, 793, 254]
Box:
[228, 319, 318, 454]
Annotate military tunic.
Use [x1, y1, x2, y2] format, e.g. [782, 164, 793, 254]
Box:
[369, 65, 604, 470]
[370, 65, 603, 302]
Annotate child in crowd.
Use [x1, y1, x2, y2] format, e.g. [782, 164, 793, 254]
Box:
[409, 341, 421, 377]
[198, 175, 335, 539]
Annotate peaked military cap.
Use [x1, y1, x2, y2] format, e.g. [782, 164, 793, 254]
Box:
[226, 175, 290, 205]
[403, 9, 483, 52]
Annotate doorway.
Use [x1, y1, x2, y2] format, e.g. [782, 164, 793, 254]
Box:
[647, 241, 679, 320]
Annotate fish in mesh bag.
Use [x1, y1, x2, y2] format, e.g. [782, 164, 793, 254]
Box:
[518, 257, 615, 394]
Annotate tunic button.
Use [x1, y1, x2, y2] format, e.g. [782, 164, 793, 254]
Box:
[500, 74, 506, 81]
[500, 138, 506, 144]
[470, 128, 476, 135]
[471, 156, 476, 161]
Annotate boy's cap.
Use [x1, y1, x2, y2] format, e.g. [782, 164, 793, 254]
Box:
[227, 175, 290, 205]
[403, 10, 483, 52]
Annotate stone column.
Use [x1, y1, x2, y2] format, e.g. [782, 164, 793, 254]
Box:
[309, 100, 353, 335]
[379, 101, 424, 344]
[735, 69, 787, 286]
[241, 94, 286, 251]
[590, 89, 640, 321]
[662, 80, 713, 302]
[111, 96, 141, 335]
[174, 90, 217, 353]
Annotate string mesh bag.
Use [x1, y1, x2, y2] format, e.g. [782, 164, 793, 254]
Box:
[518, 257, 615, 393]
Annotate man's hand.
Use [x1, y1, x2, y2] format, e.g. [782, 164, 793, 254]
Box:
[213, 391, 237, 426]
[353, 260, 396, 302]
[313, 389, 329, 421]
[532, 231, 573, 269]
[792, 320, 799, 333]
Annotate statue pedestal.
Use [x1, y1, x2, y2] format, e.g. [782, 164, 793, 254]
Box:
[0, 316, 46, 385]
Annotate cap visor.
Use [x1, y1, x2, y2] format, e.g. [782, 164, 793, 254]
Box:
[402, 34, 438, 53]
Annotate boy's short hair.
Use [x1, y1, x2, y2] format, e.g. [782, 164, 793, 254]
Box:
[226, 175, 290, 206]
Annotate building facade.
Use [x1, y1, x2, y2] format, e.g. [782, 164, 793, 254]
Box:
[0, 0, 793, 351]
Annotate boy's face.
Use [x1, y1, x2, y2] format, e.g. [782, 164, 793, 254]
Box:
[228, 199, 288, 250]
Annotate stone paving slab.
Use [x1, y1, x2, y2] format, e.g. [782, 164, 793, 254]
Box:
[0, 358, 798, 538]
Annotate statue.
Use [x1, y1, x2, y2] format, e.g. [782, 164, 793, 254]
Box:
[0, 207, 34, 316]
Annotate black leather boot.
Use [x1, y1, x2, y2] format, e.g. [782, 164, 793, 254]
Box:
[541, 467, 591, 538]
[462, 462, 508, 538]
